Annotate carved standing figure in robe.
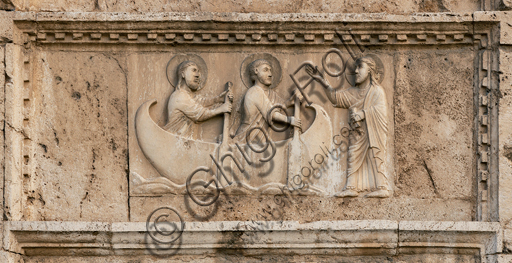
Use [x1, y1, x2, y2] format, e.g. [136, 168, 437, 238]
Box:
[164, 60, 233, 139]
[306, 55, 390, 198]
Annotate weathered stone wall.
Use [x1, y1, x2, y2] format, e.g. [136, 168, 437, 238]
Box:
[28, 51, 129, 222]
[1, 0, 512, 262]
[8, 0, 480, 14]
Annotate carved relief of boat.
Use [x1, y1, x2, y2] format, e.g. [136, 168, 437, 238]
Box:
[133, 99, 333, 194]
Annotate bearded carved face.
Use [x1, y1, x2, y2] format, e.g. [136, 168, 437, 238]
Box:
[354, 61, 370, 85]
[182, 64, 201, 91]
[254, 63, 273, 87]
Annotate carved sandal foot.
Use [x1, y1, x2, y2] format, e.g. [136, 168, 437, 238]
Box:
[335, 189, 359, 198]
[365, 189, 390, 198]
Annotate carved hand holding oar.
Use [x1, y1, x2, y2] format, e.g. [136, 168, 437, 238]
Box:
[220, 81, 233, 148]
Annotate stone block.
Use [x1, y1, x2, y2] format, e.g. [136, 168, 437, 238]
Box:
[0, 250, 23, 263]
[24, 52, 129, 222]
[7, 0, 480, 13]
[0, 11, 13, 42]
[500, 46, 512, 227]
[394, 50, 474, 200]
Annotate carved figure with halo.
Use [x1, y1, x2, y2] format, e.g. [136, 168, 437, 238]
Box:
[307, 53, 390, 198]
[232, 54, 303, 142]
[164, 54, 233, 139]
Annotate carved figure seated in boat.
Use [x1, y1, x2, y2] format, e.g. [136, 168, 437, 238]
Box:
[231, 58, 302, 143]
[164, 60, 233, 140]
[133, 53, 333, 195]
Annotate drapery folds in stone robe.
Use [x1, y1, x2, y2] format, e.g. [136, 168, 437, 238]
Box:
[334, 83, 388, 191]
[233, 85, 285, 142]
[163, 60, 231, 140]
[164, 89, 222, 139]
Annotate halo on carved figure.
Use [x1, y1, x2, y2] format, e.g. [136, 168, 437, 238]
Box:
[166, 54, 208, 90]
[240, 53, 282, 89]
[344, 53, 385, 86]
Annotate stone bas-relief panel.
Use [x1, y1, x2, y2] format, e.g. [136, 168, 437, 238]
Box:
[128, 45, 475, 222]
[129, 49, 395, 197]
[5, 12, 506, 261]
[8, 13, 487, 225]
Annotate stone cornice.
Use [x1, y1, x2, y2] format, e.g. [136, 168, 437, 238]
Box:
[10, 12, 496, 47]
[3, 220, 502, 262]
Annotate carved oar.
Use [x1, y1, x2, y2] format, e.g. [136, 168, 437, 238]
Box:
[216, 82, 233, 187]
[287, 62, 317, 188]
[287, 95, 303, 187]
[221, 82, 233, 147]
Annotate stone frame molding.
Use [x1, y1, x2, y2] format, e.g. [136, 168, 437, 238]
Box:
[2, 12, 506, 261]
[2, 220, 502, 262]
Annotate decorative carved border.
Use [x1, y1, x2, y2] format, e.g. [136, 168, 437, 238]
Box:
[12, 13, 489, 47]
[24, 31, 480, 46]
[8, 12, 500, 223]
[473, 24, 498, 222]
[4, 42, 29, 222]
[4, 41, 35, 222]
[20, 47, 35, 219]
[478, 48, 491, 221]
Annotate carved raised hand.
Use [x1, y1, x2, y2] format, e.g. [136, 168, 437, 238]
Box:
[305, 65, 329, 88]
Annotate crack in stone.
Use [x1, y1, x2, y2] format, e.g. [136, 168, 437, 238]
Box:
[422, 159, 440, 197]
[3, 248, 23, 257]
[4, 121, 30, 140]
[102, 53, 131, 221]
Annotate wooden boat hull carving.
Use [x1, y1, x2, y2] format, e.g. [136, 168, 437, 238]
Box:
[134, 99, 333, 191]
[135, 100, 218, 186]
